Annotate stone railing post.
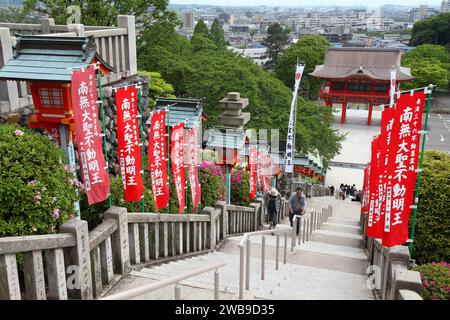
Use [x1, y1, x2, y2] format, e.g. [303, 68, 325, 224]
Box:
[0, 28, 19, 113]
[214, 201, 227, 238]
[60, 219, 93, 300]
[40, 18, 55, 34]
[67, 24, 85, 36]
[104, 207, 130, 275]
[117, 15, 137, 76]
[391, 268, 422, 300]
[249, 202, 260, 231]
[202, 207, 217, 250]
[382, 245, 409, 300]
[256, 198, 265, 227]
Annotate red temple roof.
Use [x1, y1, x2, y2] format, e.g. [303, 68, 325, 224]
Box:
[309, 48, 413, 82]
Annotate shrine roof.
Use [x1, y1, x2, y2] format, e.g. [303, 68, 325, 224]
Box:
[0, 35, 112, 82]
[309, 48, 413, 81]
[153, 97, 206, 129]
[204, 126, 246, 150]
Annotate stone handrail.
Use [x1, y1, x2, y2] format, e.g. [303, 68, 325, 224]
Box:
[0, 200, 263, 300]
[361, 212, 423, 300]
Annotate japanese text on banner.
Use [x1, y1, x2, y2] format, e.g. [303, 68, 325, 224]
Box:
[116, 87, 144, 202]
[149, 110, 169, 210]
[71, 66, 110, 205]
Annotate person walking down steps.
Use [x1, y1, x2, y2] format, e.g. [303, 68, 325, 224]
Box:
[288, 187, 306, 235]
[264, 188, 282, 230]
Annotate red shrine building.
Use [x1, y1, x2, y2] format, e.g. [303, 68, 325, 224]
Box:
[309, 48, 414, 125]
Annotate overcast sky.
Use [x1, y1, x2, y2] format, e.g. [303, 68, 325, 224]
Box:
[170, 0, 443, 7]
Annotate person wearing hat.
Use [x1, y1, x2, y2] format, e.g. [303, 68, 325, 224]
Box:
[264, 187, 282, 229]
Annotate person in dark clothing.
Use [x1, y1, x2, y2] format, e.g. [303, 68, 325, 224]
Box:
[288, 187, 306, 235]
[330, 186, 335, 196]
[264, 188, 282, 229]
[339, 183, 346, 200]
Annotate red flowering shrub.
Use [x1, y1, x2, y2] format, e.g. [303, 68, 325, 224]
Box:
[414, 262, 450, 300]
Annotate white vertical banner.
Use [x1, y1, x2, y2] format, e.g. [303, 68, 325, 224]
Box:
[284, 64, 305, 173]
[389, 68, 396, 108]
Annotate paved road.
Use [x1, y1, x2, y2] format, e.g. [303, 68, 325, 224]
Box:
[426, 113, 450, 153]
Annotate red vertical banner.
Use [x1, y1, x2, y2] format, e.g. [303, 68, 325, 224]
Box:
[148, 110, 169, 210]
[382, 90, 426, 247]
[361, 165, 369, 214]
[187, 126, 201, 209]
[370, 108, 396, 236]
[366, 136, 381, 237]
[376, 108, 395, 236]
[71, 66, 110, 205]
[116, 87, 144, 202]
[171, 123, 186, 214]
[257, 151, 265, 193]
[248, 146, 257, 199]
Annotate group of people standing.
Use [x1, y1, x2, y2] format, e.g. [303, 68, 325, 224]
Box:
[339, 183, 357, 200]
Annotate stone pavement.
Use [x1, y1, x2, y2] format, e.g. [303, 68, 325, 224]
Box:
[104, 196, 375, 300]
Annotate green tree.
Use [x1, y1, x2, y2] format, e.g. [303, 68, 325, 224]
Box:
[210, 18, 227, 50]
[262, 23, 290, 68]
[0, 3, 37, 23]
[410, 13, 450, 47]
[137, 19, 344, 165]
[401, 44, 450, 90]
[275, 35, 330, 100]
[193, 19, 209, 37]
[25, 0, 178, 26]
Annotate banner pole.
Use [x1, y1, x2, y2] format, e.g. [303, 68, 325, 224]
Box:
[96, 67, 112, 208]
[138, 86, 145, 213]
[167, 108, 171, 214]
[408, 86, 433, 265]
[185, 124, 188, 215]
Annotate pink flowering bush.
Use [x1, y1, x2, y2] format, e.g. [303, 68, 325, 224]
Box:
[230, 169, 251, 206]
[199, 161, 225, 208]
[414, 262, 450, 300]
[0, 124, 79, 237]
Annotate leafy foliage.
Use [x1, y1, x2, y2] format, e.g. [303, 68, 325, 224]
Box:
[413, 262, 450, 300]
[412, 151, 450, 264]
[401, 44, 450, 90]
[193, 19, 209, 37]
[262, 23, 290, 68]
[138, 70, 175, 107]
[0, 3, 38, 23]
[275, 35, 330, 100]
[25, 0, 178, 26]
[410, 13, 450, 47]
[137, 18, 344, 167]
[0, 124, 79, 237]
[210, 18, 227, 51]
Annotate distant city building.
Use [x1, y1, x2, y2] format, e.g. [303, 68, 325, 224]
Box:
[219, 12, 233, 25]
[322, 33, 353, 43]
[442, 1, 450, 12]
[183, 12, 194, 29]
[409, 6, 438, 23]
[228, 47, 268, 66]
[231, 25, 250, 33]
[259, 20, 276, 33]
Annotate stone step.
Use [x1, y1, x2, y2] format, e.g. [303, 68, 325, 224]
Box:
[320, 224, 361, 235]
[130, 251, 373, 300]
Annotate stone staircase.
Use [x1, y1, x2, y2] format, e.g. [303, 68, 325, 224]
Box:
[104, 197, 375, 300]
